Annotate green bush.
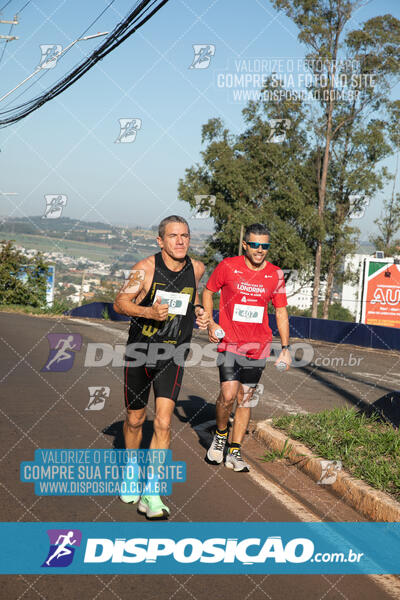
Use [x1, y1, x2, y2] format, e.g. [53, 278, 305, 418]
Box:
[0, 240, 49, 307]
[299, 301, 354, 322]
[42, 299, 72, 314]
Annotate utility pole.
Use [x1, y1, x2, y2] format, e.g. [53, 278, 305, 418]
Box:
[0, 31, 108, 103]
[0, 15, 19, 25]
[0, 14, 19, 41]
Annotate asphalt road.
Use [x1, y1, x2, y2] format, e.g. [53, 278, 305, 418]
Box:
[1, 311, 400, 600]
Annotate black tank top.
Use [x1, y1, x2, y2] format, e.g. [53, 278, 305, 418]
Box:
[127, 252, 196, 346]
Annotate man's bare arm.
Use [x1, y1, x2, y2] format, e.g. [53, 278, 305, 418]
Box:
[192, 259, 205, 306]
[275, 306, 291, 370]
[202, 287, 220, 341]
[113, 259, 168, 321]
[275, 306, 289, 346]
[192, 260, 209, 329]
[202, 287, 215, 321]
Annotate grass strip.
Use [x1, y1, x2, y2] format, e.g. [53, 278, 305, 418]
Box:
[0, 301, 70, 316]
[270, 407, 400, 501]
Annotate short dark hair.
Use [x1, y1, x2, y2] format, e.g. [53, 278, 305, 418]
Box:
[158, 215, 190, 238]
[244, 223, 270, 242]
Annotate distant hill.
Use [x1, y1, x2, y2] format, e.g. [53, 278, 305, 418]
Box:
[0, 216, 119, 234]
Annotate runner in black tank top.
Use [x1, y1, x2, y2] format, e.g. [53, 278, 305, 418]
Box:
[113, 216, 209, 519]
[124, 252, 196, 408]
[127, 251, 196, 350]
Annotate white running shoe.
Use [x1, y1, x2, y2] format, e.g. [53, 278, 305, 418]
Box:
[207, 432, 228, 464]
[225, 448, 250, 472]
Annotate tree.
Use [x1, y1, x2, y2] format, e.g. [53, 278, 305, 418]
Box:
[0, 240, 49, 307]
[272, 0, 400, 317]
[370, 192, 400, 257]
[179, 3, 400, 319]
[370, 155, 400, 256]
[300, 301, 354, 321]
[319, 111, 392, 317]
[178, 88, 318, 276]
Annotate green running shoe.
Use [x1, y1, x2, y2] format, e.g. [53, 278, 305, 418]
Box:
[119, 494, 140, 504]
[138, 495, 170, 519]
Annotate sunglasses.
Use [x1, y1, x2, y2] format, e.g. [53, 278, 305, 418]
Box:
[246, 241, 270, 250]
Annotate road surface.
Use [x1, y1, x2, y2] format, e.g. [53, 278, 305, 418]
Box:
[1, 312, 399, 599]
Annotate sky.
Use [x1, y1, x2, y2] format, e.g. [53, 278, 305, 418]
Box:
[0, 0, 399, 237]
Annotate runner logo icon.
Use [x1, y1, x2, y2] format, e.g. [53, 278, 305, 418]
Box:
[318, 460, 342, 485]
[42, 529, 82, 568]
[39, 44, 62, 69]
[115, 118, 142, 143]
[268, 119, 291, 143]
[43, 194, 67, 219]
[42, 334, 82, 372]
[86, 386, 110, 411]
[189, 44, 215, 69]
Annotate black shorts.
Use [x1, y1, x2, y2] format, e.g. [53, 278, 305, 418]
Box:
[124, 359, 184, 410]
[218, 351, 266, 386]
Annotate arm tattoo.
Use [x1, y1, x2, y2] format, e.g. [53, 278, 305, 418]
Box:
[121, 269, 145, 293]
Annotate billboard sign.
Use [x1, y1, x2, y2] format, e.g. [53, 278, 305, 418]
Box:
[360, 258, 400, 328]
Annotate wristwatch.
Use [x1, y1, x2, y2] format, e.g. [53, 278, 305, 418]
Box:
[194, 304, 204, 311]
[281, 344, 291, 350]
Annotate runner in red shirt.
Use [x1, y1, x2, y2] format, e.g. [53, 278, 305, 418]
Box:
[202, 223, 291, 472]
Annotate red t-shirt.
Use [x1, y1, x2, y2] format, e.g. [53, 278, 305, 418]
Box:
[206, 255, 288, 359]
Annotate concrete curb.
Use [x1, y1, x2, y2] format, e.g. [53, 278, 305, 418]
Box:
[254, 419, 400, 522]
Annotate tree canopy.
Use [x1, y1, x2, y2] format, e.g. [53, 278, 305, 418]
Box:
[179, 0, 400, 317]
[0, 240, 49, 307]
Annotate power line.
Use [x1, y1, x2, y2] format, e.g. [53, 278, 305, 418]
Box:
[0, 0, 13, 13]
[0, 0, 31, 17]
[77, 0, 117, 39]
[2, 66, 47, 109]
[0, 0, 17, 68]
[0, 0, 170, 126]
[15, 0, 31, 14]
[0, 21, 13, 65]
[1, 0, 118, 108]
[0, 0, 32, 68]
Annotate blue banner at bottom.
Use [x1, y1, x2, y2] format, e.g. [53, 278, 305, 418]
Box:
[1, 522, 399, 574]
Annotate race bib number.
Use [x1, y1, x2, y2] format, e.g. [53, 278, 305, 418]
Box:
[154, 291, 190, 315]
[232, 304, 264, 323]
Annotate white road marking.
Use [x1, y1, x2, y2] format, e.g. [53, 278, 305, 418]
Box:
[354, 371, 400, 386]
[260, 395, 308, 415]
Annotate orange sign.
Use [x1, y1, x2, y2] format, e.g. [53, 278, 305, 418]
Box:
[361, 260, 400, 328]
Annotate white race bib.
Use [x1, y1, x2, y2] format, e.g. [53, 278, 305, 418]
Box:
[154, 290, 190, 315]
[232, 304, 264, 323]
